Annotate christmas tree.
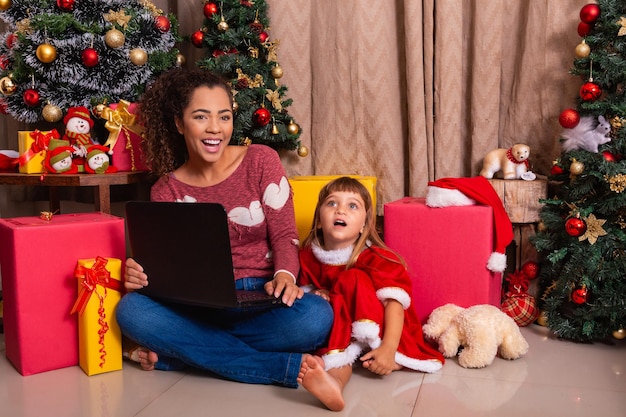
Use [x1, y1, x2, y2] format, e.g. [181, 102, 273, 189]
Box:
[532, 1, 626, 342]
[192, 0, 306, 155]
[0, 0, 180, 128]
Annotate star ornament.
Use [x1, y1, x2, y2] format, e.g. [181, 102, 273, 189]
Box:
[617, 16, 626, 36]
[578, 213, 608, 244]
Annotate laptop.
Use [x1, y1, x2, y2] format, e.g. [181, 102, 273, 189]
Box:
[125, 201, 284, 308]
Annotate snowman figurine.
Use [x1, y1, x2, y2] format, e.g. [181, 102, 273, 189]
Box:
[85, 145, 117, 174]
[62, 106, 96, 170]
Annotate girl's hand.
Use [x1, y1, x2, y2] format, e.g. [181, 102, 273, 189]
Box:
[360, 345, 401, 376]
[265, 271, 303, 307]
[311, 288, 330, 302]
[124, 257, 149, 291]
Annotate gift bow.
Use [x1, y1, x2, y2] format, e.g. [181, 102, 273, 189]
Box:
[504, 270, 530, 295]
[70, 256, 123, 316]
[17, 129, 60, 167]
[101, 100, 145, 150]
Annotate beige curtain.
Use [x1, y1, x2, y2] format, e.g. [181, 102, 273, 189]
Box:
[0, 0, 592, 212]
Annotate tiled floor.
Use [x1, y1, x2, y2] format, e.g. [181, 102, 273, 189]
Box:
[0, 324, 624, 416]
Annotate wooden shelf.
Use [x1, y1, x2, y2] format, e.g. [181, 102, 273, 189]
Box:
[0, 171, 149, 214]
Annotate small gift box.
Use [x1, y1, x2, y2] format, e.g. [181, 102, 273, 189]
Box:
[289, 175, 377, 241]
[71, 257, 124, 376]
[17, 129, 60, 174]
[101, 100, 147, 172]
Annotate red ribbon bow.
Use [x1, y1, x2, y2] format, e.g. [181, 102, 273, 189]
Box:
[504, 270, 530, 295]
[70, 256, 123, 316]
[17, 129, 60, 167]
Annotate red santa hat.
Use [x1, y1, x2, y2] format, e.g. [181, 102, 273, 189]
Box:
[426, 176, 513, 273]
[63, 106, 94, 129]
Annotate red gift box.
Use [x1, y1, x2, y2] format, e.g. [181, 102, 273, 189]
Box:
[0, 213, 125, 375]
[384, 197, 502, 322]
[101, 100, 147, 172]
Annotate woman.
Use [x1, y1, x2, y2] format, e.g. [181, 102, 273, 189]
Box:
[116, 67, 332, 388]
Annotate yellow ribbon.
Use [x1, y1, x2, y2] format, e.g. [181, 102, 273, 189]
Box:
[101, 100, 145, 150]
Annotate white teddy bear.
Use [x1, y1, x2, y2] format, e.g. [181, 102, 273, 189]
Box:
[422, 303, 529, 368]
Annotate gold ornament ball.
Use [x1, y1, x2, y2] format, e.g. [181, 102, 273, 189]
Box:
[232, 100, 239, 112]
[175, 53, 186, 67]
[217, 19, 229, 32]
[570, 160, 585, 175]
[91, 103, 107, 118]
[0, 76, 16, 95]
[0, 0, 11, 12]
[536, 310, 548, 326]
[42, 103, 63, 123]
[613, 328, 626, 340]
[105, 29, 125, 49]
[287, 121, 300, 135]
[271, 65, 284, 79]
[36, 43, 57, 63]
[297, 145, 309, 157]
[129, 48, 148, 66]
[537, 221, 547, 233]
[575, 41, 591, 58]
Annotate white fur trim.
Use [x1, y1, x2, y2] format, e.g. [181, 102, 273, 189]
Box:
[323, 342, 365, 370]
[352, 320, 381, 348]
[311, 242, 353, 266]
[487, 252, 507, 272]
[376, 287, 411, 310]
[395, 352, 443, 373]
[426, 186, 476, 207]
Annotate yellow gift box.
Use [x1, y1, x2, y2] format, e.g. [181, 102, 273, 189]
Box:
[289, 175, 377, 241]
[71, 257, 124, 376]
[18, 130, 58, 174]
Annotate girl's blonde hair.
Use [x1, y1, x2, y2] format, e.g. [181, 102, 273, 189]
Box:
[302, 176, 405, 269]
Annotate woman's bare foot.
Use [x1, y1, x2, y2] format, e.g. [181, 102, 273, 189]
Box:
[125, 345, 158, 371]
[297, 354, 345, 411]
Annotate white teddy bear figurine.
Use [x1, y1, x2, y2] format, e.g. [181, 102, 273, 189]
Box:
[422, 304, 529, 369]
[480, 143, 531, 180]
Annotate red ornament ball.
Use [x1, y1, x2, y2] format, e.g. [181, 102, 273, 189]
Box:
[81, 47, 99, 67]
[603, 151, 619, 162]
[521, 261, 539, 280]
[580, 82, 602, 101]
[577, 21, 593, 37]
[259, 31, 269, 43]
[252, 107, 271, 126]
[57, 0, 74, 11]
[203, 2, 218, 18]
[559, 108, 580, 129]
[571, 285, 588, 304]
[23, 88, 40, 107]
[0, 99, 7, 114]
[191, 30, 204, 48]
[580, 4, 600, 24]
[6, 33, 16, 49]
[551, 164, 564, 175]
[155, 16, 171, 33]
[0, 55, 9, 70]
[565, 217, 587, 237]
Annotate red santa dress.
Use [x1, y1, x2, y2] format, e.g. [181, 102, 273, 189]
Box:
[299, 243, 444, 372]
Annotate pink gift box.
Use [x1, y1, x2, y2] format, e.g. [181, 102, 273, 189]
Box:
[0, 213, 126, 376]
[384, 197, 502, 322]
[104, 101, 148, 172]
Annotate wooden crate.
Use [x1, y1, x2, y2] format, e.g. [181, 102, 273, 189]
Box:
[488, 178, 548, 224]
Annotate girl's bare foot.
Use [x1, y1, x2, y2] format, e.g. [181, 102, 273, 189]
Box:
[297, 354, 345, 412]
[125, 345, 158, 371]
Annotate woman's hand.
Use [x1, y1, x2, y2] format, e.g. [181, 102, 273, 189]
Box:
[265, 271, 303, 307]
[124, 257, 148, 291]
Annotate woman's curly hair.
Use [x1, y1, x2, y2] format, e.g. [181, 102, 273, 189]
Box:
[138, 67, 233, 177]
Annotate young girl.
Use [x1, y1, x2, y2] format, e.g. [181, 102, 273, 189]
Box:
[297, 177, 444, 411]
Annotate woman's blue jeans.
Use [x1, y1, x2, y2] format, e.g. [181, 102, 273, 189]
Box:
[116, 277, 333, 388]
